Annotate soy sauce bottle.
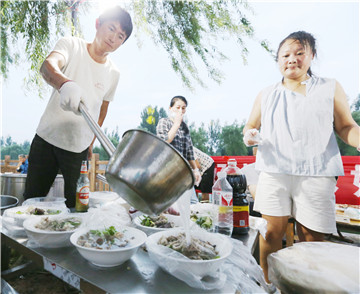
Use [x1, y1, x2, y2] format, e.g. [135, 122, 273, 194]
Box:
[227, 173, 249, 235]
[233, 191, 250, 234]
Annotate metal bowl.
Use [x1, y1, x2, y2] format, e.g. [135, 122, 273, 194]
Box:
[0, 174, 64, 204]
[105, 129, 195, 216]
[1, 195, 19, 215]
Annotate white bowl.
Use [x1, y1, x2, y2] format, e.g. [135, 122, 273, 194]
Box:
[70, 226, 147, 267]
[2, 216, 27, 238]
[23, 215, 83, 248]
[146, 228, 233, 277]
[3, 205, 69, 227]
[190, 203, 215, 230]
[133, 214, 183, 235]
[89, 191, 119, 208]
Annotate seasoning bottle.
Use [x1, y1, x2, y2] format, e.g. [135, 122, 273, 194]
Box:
[222, 158, 242, 175]
[75, 160, 90, 212]
[233, 190, 250, 234]
[223, 158, 249, 234]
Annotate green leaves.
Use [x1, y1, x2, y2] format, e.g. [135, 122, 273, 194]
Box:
[130, 0, 257, 90]
[190, 119, 248, 156]
[138, 104, 167, 134]
[2, 0, 271, 93]
[1, 0, 86, 97]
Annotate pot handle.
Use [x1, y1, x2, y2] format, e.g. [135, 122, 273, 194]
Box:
[79, 101, 116, 156]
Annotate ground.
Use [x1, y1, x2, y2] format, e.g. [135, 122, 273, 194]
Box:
[2, 248, 81, 294]
[5, 269, 81, 294]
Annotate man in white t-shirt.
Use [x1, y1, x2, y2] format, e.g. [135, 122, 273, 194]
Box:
[24, 7, 133, 208]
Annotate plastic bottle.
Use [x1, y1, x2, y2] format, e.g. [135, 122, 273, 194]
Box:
[233, 191, 250, 234]
[223, 159, 249, 234]
[75, 160, 90, 212]
[222, 158, 242, 175]
[212, 171, 233, 236]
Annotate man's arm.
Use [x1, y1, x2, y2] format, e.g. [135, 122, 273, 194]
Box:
[41, 51, 83, 114]
[40, 51, 69, 90]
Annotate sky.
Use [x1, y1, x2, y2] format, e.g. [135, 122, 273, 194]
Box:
[1, 0, 359, 147]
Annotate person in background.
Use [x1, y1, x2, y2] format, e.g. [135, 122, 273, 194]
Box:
[16, 155, 28, 174]
[193, 147, 215, 201]
[24, 7, 133, 208]
[156, 95, 202, 187]
[243, 31, 360, 283]
[156, 95, 201, 205]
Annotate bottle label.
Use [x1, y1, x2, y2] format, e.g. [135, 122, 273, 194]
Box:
[233, 205, 249, 228]
[78, 186, 89, 205]
[80, 162, 88, 174]
[221, 192, 233, 206]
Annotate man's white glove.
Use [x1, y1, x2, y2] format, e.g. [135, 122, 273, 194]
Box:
[243, 128, 262, 147]
[59, 81, 82, 115]
[193, 168, 202, 186]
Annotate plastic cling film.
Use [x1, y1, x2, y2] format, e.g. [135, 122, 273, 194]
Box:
[268, 242, 360, 293]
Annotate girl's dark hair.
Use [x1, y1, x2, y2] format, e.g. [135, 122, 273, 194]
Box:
[170, 95, 188, 107]
[276, 31, 317, 76]
[99, 6, 133, 42]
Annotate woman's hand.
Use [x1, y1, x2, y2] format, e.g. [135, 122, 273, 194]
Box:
[244, 129, 262, 146]
[193, 168, 202, 186]
[173, 111, 184, 126]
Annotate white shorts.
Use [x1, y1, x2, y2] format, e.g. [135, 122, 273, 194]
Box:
[254, 172, 337, 234]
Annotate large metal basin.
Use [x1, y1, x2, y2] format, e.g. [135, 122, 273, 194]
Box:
[105, 129, 194, 215]
[79, 102, 195, 215]
[0, 173, 64, 204]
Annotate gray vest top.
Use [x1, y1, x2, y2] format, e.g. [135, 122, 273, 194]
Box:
[255, 76, 344, 176]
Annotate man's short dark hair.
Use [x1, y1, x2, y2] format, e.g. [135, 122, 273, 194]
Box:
[99, 6, 133, 42]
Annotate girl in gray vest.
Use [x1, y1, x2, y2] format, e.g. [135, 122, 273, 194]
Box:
[243, 31, 360, 283]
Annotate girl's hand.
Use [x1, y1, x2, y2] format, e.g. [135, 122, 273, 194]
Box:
[173, 111, 183, 126]
[244, 129, 262, 146]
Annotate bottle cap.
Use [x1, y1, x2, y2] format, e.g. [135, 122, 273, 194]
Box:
[228, 158, 237, 165]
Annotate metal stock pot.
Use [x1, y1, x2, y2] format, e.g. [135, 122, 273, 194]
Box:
[0, 173, 64, 204]
[79, 102, 194, 215]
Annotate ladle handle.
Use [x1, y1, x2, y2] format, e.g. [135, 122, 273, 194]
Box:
[96, 174, 108, 184]
[79, 101, 116, 156]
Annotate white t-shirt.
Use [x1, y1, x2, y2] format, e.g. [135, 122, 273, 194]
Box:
[36, 37, 120, 153]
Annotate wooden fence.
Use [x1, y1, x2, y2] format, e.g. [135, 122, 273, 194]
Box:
[0, 155, 20, 173]
[0, 154, 110, 192]
[88, 153, 110, 192]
